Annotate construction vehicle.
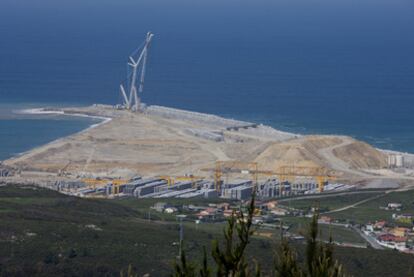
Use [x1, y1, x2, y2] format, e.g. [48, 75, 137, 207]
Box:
[58, 160, 71, 177]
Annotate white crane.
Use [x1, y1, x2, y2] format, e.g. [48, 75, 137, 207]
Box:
[120, 32, 154, 112]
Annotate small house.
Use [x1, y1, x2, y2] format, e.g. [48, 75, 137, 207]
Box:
[387, 203, 403, 210]
[318, 216, 333, 224]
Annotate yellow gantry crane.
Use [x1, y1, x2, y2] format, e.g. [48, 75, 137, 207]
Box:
[202, 161, 337, 194]
[257, 165, 337, 194]
[158, 175, 204, 188]
[81, 178, 108, 190]
[110, 179, 129, 195]
[158, 176, 175, 186]
[81, 178, 129, 195]
[202, 161, 259, 193]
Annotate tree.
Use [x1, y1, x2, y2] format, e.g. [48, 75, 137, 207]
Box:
[273, 239, 303, 277]
[273, 212, 346, 277]
[120, 264, 139, 277]
[211, 193, 258, 276]
[169, 193, 348, 277]
[67, 248, 77, 259]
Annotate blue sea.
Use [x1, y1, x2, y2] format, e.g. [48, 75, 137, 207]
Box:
[0, 0, 413, 160]
[0, 114, 100, 160]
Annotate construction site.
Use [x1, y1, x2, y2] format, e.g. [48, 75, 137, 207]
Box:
[2, 32, 414, 200]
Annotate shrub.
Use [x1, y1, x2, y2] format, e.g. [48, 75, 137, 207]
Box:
[171, 192, 347, 277]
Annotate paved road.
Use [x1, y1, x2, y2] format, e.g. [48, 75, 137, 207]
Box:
[316, 136, 414, 181]
[317, 136, 373, 178]
[352, 226, 384, 250]
[322, 185, 413, 214]
[322, 192, 388, 214]
[319, 221, 384, 250]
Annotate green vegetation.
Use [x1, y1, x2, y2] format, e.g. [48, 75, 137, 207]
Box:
[174, 194, 346, 276]
[281, 217, 365, 244]
[282, 189, 414, 225]
[1, 185, 414, 276]
[115, 197, 228, 222]
[325, 189, 414, 224]
[0, 186, 214, 275]
[283, 192, 383, 213]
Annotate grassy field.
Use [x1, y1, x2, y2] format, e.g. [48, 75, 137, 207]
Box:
[280, 216, 365, 244]
[282, 191, 383, 212]
[0, 185, 265, 276]
[0, 186, 214, 276]
[281, 189, 414, 225]
[114, 197, 228, 222]
[326, 189, 414, 224]
[1, 185, 414, 276]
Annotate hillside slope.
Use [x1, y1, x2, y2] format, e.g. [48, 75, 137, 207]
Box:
[1, 185, 414, 277]
[255, 135, 387, 176]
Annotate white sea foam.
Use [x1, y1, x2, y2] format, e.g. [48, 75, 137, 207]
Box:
[17, 108, 112, 131]
[17, 108, 65, 115]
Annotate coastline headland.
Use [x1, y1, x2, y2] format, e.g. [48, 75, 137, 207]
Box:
[2, 104, 414, 194]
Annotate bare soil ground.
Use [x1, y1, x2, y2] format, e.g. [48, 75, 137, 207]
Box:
[3, 105, 410, 184]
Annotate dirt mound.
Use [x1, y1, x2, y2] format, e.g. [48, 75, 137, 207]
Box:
[254, 135, 387, 173]
[300, 136, 343, 151]
[332, 141, 387, 169]
[254, 137, 334, 171]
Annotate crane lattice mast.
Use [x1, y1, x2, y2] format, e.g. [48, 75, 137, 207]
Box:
[120, 32, 154, 112]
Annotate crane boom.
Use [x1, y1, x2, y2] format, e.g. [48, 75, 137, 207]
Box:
[120, 85, 130, 109]
[120, 32, 154, 112]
